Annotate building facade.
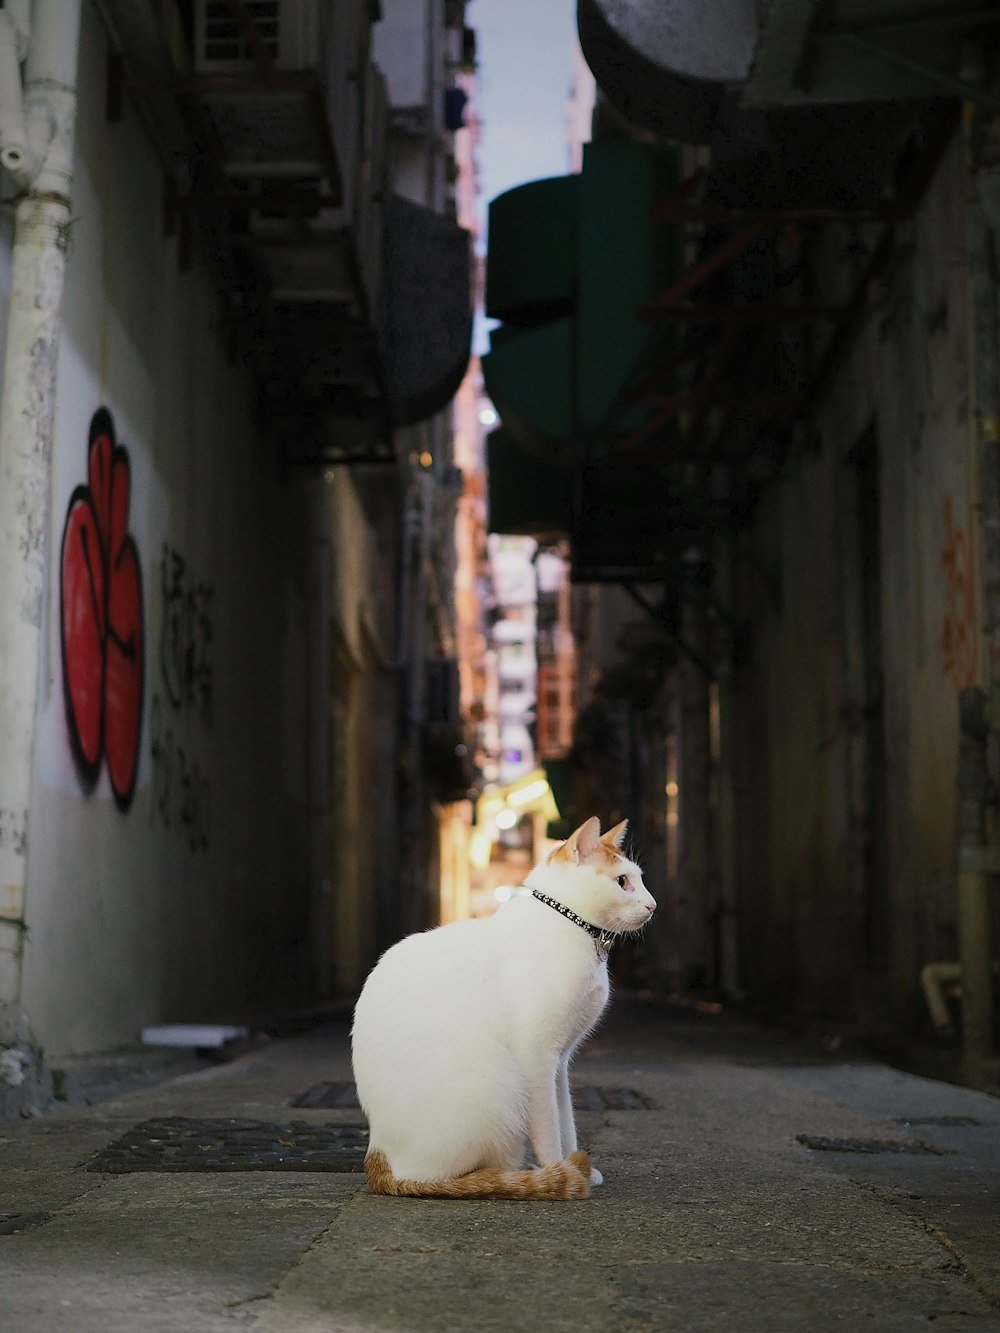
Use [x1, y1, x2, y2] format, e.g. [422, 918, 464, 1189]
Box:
[0, 0, 473, 1112]
[485, 0, 1000, 1081]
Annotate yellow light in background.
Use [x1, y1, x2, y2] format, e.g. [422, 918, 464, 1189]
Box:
[666, 780, 679, 798]
[495, 808, 518, 830]
[469, 829, 492, 869]
[419, 450, 433, 467]
[507, 778, 549, 807]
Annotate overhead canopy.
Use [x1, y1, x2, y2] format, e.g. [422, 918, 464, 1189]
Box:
[382, 195, 473, 427]
[577, 0, 756, 144]
[483, 0, 970, 591]
[485, 175, 579, 326]
[482, 141, 680, 466]
[577, 0, 984, 224]
[486, 428, 571, 538]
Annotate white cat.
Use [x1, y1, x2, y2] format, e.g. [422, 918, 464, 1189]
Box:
[351, 815, 655, 1200]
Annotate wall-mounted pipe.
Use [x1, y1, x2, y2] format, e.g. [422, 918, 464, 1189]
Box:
[920, 960, 962, 1037]
[921, 959, 1000, 1041]
[0, 0, 83, 1045]
[0, 0, 60, 187]
[0, 9, 37, 179]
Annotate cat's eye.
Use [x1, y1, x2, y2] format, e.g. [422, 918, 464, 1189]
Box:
[616, 875, 628, 889]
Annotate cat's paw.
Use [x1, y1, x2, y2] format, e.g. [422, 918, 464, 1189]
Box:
[589, 1166, 604, 1187]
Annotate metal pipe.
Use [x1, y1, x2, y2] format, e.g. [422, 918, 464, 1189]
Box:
[920, 961, 962, 1038]
[0, 0, 83, 1042]
[0, 8, 40, 180]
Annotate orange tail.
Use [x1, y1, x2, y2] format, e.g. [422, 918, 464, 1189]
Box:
[364, 1148, 591, 1200]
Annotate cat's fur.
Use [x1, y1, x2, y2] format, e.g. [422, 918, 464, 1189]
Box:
[351, 815, 655, 1200]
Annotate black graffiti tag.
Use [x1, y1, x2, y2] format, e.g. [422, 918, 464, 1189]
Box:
[159, 542, 214, 726]
[149, 693, 210, 854]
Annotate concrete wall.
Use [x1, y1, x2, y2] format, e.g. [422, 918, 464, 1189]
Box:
[736, 132, 978, 1028]
[14, 2, 324, 1057]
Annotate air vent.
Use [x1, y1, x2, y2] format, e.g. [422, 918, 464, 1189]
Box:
[194, 0, 317, 73]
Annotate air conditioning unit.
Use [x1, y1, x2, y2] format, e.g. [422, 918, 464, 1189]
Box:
[193, 0, 318, 73]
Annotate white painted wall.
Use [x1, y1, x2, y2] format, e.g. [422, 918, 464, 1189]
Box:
[17, 1, 323, 1056]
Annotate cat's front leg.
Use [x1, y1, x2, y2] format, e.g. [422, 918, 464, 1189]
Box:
[524, 1057, 566, 1167]
[556, 1054, 576, 1154]
[557, 1053, 603, 1186]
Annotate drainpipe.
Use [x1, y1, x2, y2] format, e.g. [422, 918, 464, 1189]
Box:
[0, 0, 83, 1043]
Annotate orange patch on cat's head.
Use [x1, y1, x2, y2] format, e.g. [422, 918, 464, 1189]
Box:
[550, 816, 629, 873]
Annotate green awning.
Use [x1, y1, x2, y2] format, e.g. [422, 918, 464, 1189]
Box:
[483, 141, 681, 463]
[486, 428, 571, 538]
[481, 319, 574, 462]
[485, 175, 579, 326]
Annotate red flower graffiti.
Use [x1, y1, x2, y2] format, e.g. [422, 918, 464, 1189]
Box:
[60, 408, 145, 811]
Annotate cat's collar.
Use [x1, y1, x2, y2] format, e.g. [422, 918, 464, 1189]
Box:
[530, 889, 616, 955]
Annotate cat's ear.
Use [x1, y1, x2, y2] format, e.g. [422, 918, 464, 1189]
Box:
[602, 819, 628, 849]
[555, 816, 602, 863]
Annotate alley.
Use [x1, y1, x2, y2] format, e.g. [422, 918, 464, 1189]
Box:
[1, 997, 998, 1332]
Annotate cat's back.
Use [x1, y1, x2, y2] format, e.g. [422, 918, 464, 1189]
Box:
[353, 916, 497, 1027]
[351, 916, 508, 1111]
[366, 914, 493, 979]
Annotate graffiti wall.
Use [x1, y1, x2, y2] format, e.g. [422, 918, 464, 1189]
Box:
[14, 5, 322, 1062]
[149, 542, 213, 853]
[54, 409, 215, 853]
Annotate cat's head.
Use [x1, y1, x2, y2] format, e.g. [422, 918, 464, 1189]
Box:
[526, 816, 656, 937]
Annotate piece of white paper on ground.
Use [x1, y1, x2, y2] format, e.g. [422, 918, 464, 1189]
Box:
[141, 1024, 250, 1047]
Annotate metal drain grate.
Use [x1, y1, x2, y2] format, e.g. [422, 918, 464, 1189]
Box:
[572, 1086, 657, 1111]
[796, 1133, 951, 1156]
[85, 1116, 368, 1173]
[290, 1081, 361, 1110]
[0, 1212, 51, 1236]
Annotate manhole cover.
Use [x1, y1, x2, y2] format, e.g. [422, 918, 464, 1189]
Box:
[796, 1134, 951, 1156]
[290, 1081, 361, 1110]
[0, 1213, 51, 1236]
[572, 1086, 656, 1111]
[85, 1117, 368, 1173]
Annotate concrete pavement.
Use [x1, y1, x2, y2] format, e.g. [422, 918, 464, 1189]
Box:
[1, 996, 998, 1331]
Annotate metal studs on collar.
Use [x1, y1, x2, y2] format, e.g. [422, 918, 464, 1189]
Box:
[530, 890, 615, 955]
